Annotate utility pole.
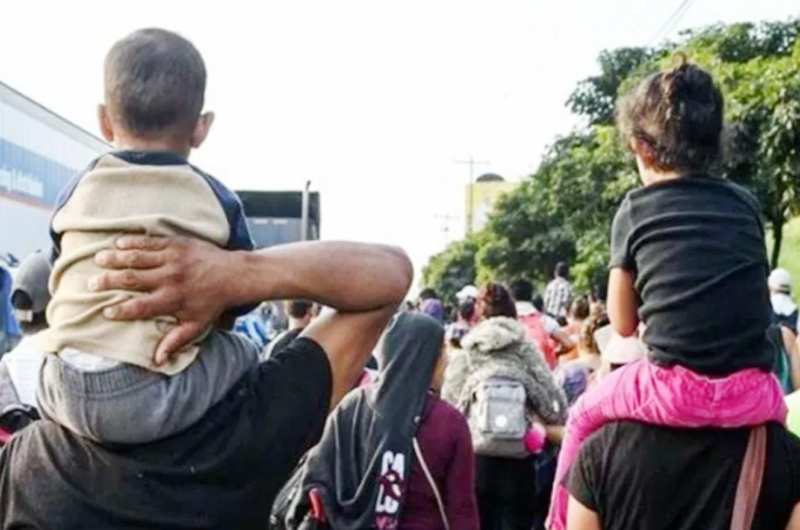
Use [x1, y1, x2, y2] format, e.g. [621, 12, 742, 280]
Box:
[455, 157, 489, 234]
[300, 180, 311, 241]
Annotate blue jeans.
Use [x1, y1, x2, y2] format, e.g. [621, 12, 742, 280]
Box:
[37, 330, 259, 444]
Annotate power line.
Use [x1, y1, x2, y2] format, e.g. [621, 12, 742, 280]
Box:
[649, 0, 691, 45]
[648, 0, 698, 46]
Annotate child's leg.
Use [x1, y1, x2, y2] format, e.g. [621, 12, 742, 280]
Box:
[546, 359, 786, 530]
[37, 330, 259, 444]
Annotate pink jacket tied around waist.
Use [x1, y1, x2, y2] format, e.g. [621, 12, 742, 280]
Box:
[546, 358, 787, 530]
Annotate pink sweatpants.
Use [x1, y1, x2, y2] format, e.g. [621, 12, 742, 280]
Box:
[546, 358, 787, 530]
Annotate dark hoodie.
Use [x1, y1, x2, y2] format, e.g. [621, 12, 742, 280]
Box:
[299, 313, 446, 529]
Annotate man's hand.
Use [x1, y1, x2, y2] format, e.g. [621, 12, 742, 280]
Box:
[90, 235, 412, 396]
[89, 235, 238, 364]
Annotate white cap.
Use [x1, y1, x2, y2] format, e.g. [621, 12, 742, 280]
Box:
[769, 268, 792, 293]
[456, 285, 479, 301]
[594, 325, 646, 365]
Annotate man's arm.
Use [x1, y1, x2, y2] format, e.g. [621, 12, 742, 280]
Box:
[552, 328, 576, 352]
[567, 496, 602, 530]
[787, 502, 800, 530]
[302, 306, 397, 409]
[90, 236, 412, 407]
[607, 268, 639, 337]
[543, 281, 555, 314]
[542, 314, 575, 353]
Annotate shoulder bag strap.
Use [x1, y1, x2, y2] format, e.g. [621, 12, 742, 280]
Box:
[730, 425, 767, 530]
[412, 437, 450, 530]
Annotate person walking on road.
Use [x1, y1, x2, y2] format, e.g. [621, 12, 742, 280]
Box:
[443, 282, 567, 530]
[286, 313, 479, 530]
[0, 250, 50, 412]
[544, 262, 573, 322]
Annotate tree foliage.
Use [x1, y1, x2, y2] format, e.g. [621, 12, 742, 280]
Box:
[421, 236, 481, 306]
[479, 127, 637, 294]
[423, 18, 800, 300]
[567, 47, 656, 126]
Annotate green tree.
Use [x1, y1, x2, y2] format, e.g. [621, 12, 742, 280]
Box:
[568, 47, 656, 125]
[479, 127, 637, 293]
[421, 236, 481, 306]
[681, 21, 800, 265]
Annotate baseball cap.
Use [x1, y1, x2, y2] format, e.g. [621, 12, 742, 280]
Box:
[593, 324, 646, 365]
[456, 285, 479, 302]
[769, 268, 792, 293]
[10, 250, 52, 323]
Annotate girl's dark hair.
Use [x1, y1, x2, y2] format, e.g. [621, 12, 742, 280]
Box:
[478, 283, 517, 320]
[419, 288, 438, 301]
[617, 54, 724, 173]
[569, 296, 591, 321]
[580, 313, 610, 355]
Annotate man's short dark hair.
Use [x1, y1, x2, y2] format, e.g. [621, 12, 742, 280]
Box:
[105, 28, 206, 138]
[511, 279, 533, 302]
[286, 300, 314, 320]
[555, 262, 569, 279]
[419, 288, 438, 301]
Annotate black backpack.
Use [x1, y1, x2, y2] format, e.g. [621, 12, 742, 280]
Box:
[270, 454, 319, 530]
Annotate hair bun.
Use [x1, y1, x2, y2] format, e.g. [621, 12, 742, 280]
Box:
[662, 53, 692, 102]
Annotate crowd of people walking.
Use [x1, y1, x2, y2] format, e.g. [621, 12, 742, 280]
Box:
[2, 27, 800, 530]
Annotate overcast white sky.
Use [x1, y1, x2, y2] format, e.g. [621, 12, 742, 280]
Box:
[1, 0, 797, 281]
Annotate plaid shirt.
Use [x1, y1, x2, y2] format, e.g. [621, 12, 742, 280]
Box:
[544, 277, 573, 318]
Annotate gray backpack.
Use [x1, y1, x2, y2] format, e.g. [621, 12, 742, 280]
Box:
[467, 376, 529, 459]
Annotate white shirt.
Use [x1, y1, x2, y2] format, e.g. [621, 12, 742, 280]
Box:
[515, 301, 560, 336]
[60, 349, 121, 371]
[2, 335, 45, 407]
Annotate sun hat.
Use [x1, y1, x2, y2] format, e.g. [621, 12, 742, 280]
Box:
[593, 324, 646, 365]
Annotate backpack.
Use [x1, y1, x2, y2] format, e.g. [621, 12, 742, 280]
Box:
[518, 313, 557, 369]
[467, 376, 530, 459]
[270, 453, 318, 530]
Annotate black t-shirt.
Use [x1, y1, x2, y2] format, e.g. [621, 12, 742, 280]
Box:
[610, 177, 772, 375]
[0, 338, 332, 530]
[567, 421, 800, 530]
[263, 328, 304, 359]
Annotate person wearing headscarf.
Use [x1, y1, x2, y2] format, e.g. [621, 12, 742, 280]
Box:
[290, 312, 478, 530]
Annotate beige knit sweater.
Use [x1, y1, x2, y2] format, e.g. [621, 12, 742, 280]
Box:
[38, 154, 237, 375]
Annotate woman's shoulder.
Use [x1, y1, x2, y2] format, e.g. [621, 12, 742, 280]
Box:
[427, 395, 468, 426]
